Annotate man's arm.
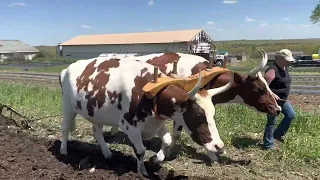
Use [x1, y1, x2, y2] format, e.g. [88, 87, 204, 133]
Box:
[264, 69, 275, 85]
[264, 69, 280, 100]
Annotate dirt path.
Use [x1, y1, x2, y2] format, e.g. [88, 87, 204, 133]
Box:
[0, 115, 197, 180]
[289, 94, 320, 112]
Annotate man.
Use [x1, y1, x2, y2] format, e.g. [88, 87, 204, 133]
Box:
[263, 49, 297, 150]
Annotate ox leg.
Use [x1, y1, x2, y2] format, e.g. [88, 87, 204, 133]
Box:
[119, 121, 148, 176]
[151, 124, 172, 163]
[60, 104, 77, 155]
[166, 122, 183, 157]
[109, 125, 119, 136]
[92, 124, 112, 159]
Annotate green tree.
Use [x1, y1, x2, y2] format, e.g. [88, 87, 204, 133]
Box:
[310, 1, 320, 24]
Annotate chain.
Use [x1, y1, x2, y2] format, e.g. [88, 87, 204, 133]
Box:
[0, 103, 62, 130]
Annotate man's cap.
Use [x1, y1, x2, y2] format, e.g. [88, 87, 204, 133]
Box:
[275, 49, 295, 62]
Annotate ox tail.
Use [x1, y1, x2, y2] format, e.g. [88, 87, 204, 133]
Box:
[60, 68, 76, 133]
[59, 68, 67, 93]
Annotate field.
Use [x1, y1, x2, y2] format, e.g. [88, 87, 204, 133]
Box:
[0, 39, 319, 179]
[214, 38, 320, 58]
[0, 75, 320, 179]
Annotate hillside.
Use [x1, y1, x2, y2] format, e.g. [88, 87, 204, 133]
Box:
[214, 38, 320, 58]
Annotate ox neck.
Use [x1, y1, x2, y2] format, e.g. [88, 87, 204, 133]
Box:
[204, 72, 241, 104]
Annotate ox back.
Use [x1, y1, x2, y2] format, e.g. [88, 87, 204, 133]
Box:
[59, 57, 160, 127]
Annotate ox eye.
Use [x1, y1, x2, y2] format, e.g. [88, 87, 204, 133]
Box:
[258, 88, 266, 94]
[196, 113, 202, 117]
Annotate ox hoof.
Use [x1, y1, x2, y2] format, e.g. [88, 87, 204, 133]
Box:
[138, 165, 149, 177]
[60, 148, 68, 155]
[109, 127, 119, 136]
[216, 148, 226, 156]
[211, 161, 220, 166]
[103, 152, 113, 160]
[207, 152, 219, 162]
[149, 155, 161, 165]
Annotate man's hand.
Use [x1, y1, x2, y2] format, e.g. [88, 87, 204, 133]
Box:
[272, 92, 280, 100]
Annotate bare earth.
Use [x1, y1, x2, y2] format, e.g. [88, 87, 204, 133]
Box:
[289, 94, 320, 112]
[0, 115, 198, 180]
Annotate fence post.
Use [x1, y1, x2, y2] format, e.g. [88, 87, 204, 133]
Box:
[223, 55, 227, 68]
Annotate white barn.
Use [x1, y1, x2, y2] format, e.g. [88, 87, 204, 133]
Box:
[0, 40, 39, 62]
[58, 29, 215, 59]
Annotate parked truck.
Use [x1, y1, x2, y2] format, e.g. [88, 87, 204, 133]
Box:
[311, 48, 320, 60]
[290, 54, 320, 68]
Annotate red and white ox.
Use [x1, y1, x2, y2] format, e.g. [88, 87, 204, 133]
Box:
[58, 57, 234, 176]
[108, 50, 282, 162]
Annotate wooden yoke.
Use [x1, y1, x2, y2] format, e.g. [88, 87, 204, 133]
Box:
[142, 64, 230, 99]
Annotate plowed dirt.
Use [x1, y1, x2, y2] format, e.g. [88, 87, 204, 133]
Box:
[0, 115, 196, 180]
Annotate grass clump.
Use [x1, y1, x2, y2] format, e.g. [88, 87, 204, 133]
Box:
[0, 81, 62, 131]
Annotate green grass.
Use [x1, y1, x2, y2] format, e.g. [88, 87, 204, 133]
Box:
[0, 65, 69, 74]
[31, 57, 79, 63]
[0, 81, 319, 166]
[215, 105, 320, 163]
[0, 81, 62, 131]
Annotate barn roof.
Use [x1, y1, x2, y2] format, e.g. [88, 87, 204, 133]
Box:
[0, 40, 39, 53]
[60, 29, 206, 46]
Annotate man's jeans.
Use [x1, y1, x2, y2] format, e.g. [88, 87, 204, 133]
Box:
[263, 101, 296, 149]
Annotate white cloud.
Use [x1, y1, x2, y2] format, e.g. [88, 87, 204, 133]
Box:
[8, 2, 25, 7]
[282, 17, 290, 21]
[259, 22, 268, 28]
[217, 29, 223, 31]
[81, 25, 92, 29]
[223, 0, 237, 4]
[148, 0, 154, 6]
[301, 24, 312, 27]
[146, 28, 153, 31]
[245, 16, 255, 22]
[207, 21, 214, 25]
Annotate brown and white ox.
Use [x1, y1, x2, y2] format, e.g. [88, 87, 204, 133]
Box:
[58, 57, 234, 176]
[108, 50, 282, 163]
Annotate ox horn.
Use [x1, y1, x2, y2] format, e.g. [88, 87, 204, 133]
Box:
[207, 72, 234, 97]
[249, 49, 268, 77]
[187, 70, 203, 99]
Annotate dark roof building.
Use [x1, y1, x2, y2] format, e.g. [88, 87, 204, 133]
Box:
[0, 40, 39, 53]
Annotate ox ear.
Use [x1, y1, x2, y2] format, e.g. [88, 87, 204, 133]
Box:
[232, 72, 246, 84]
[249, 49, 268, 78]
[187, 70, 203, 100]
[207, 72, 234, 97]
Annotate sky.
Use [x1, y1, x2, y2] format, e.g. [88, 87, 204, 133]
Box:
[0, 0, 319, 46]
